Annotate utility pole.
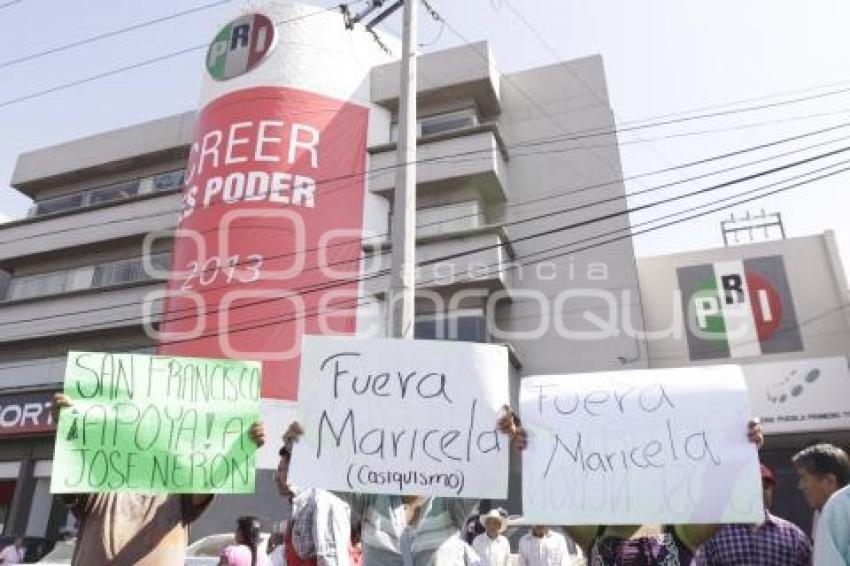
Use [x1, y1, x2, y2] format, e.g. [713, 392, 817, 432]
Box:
[387, 0, 417, 339]
[341, 0, 417, 338]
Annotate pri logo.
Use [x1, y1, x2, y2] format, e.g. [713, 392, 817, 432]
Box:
[677, 256, 803, 360]
[207, 13, 276, 81]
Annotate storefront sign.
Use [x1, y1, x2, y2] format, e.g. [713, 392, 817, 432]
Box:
[677, 256, 803, 360]
[742, 356, 850, 434]
[521, 366, 763, 525]
[0, 391, 55, 437]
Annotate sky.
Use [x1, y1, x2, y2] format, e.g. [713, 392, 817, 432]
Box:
[1, 0, 850, 279]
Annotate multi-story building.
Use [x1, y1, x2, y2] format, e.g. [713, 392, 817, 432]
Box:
[637, 230, 850, 533]
[0, 41, 642, 539]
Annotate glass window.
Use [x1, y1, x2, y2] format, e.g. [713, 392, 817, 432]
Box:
[4, 253, 170, 302]
[30, 169, 184, 217]
[420, 109, 477, 137]
[416, 201, 483, 238]
[391, 108, 478, 141]
[92, 258, 146, 287]
[153, 170, 185, 192]
[7, 271, 67, 301]
[414, 311, 487, 342]
[65, 267, 95, 292]
[88, 181, 140, 205]
[34, 193, 84, 216]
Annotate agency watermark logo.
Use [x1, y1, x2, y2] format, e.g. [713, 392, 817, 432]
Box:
[206, 13, 277, 81]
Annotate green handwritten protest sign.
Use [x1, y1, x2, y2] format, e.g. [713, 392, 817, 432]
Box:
[51, 352, 261, 494]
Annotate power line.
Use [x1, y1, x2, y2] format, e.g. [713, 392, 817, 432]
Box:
[4, 106, 849, 248]
[0, 0, 22, 10]
[6, 146, 848, 339]
[0, 4, 350, 110]
[3, 158, 848, 373]
[5, 123, 850, 322]
[0, 0, 237, 71]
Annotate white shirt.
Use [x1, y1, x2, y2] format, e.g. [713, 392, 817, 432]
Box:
[518, 532, 571, 566]
[268, 544, 286, 566]
[432, 535, 480, 566]
[814, 485, 850, 566]
[472, 533, 510, 566]
[0, 544, 24, 565]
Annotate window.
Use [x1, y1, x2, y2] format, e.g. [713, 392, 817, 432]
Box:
[30, 169, 184, 217]
[391, 108, 478, 141]
[414, 310, 487, 342]
[420, 109, 478, 137]
[88, 181, 140, 205]
[153, 170, 185, 192]
[6, 271, 67, 300]
[416, 201, 484, 238]
[34, 194, 84, 216]
[4, 253, 170, 301]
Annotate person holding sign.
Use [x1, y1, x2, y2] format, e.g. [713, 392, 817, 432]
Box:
[275, 438, 352, 566]
[280, 406, 526, 566]
[520, 419, 763, 566]
[695, 464, 812, 566]
[52, 392, 266, 566]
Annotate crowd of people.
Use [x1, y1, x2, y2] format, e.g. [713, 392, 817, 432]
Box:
[2, 394, 842, 565]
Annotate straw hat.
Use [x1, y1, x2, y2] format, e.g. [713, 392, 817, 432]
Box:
[478, 509, 508, 533]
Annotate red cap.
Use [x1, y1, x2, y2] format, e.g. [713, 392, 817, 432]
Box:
[761, 464, 777, 485]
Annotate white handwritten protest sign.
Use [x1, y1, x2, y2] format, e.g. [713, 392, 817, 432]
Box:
[521, 366, 764, 524]
[290, 336, 510, 498]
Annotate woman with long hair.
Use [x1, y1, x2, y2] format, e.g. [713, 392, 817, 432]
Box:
[220, 516, 272, 566]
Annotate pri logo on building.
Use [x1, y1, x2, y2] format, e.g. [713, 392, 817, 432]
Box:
[207, 13, 277, 81]
[677, 256, 803, 360]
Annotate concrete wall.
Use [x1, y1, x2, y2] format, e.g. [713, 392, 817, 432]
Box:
[494, 55, 646, 375]
[11, 112, 194, 197]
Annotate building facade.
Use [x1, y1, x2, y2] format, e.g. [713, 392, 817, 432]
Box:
[637, 231, 850, 533]
[0, 41, 642, 539]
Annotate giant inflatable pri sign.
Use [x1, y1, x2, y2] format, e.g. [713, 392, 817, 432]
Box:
[157, 2, 393, 431]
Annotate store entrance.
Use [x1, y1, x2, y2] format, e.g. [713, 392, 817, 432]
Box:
[0, 480, 16, 534]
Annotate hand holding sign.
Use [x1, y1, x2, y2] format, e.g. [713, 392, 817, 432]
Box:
[288, 336, 512, 498]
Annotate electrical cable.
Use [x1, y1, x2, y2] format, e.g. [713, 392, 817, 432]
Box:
[5, 132, 850, 326]
[0, 0, 237, 70]
[0, 3, 355, 110]
[6, 147, 848, 339]
[3, 112, 849, 248]
[3, 158, 847, 373]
